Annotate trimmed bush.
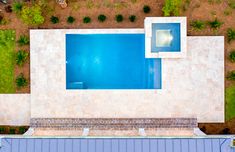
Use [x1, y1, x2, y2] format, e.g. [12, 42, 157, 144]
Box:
[162, 0, 182, 16]
[208, 18, 223, 29]
[115, 14, 123, 22]
[67, 16, 75, 24]
[0, 15, 3, 23]
[5, 5, 12, 13]
[129, 15, 136, 22]
[16, 73, 27, 89]
[190, 20, 205, 30]
[227, 71, 235, 80]
[50, 16, 59, 24]
[229, 50, 235, 62]
[224, 8, 232, 16]
[219, 128, 231, 134]
[227, 28, 235, 42]
[208, 0, 222, 4]
[0, 127, 5, 134]
[228, 0, 235, 9]
[19, 127, 27, 134]
[9, 128, 16, 134]
[16, 50, 29, 66]
[98, 14, 106, 22]
[12, 1, 23, 14]
[21, 5, 44, 25]
[182, 0, 190, 11]
[17, 35, 29, 46]
[83, 16, 91, 24]
[143, 5, 150, 13]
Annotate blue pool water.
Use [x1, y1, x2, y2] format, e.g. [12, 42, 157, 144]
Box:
[151, 23, 181, 52]
[66, 34, 161, 89]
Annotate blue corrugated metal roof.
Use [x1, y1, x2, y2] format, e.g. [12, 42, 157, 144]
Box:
[0, 137, 234, 152]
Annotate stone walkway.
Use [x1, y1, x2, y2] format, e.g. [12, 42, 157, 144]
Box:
[0, 94, 30, 125]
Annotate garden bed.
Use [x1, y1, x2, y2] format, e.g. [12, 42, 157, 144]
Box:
[0, 125, 28, 134]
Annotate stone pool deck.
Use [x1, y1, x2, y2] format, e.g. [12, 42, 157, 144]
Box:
[29, 29, 224, 123]
[0, 29, 224, 126]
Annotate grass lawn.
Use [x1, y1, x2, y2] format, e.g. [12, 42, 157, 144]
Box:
[225, 86, 235, 121]
[0, 30, 15, 93]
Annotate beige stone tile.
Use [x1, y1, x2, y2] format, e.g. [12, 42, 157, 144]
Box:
[30, 30, 224, 123]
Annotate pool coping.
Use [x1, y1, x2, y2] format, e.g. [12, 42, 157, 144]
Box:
[62, 28, 163, 91]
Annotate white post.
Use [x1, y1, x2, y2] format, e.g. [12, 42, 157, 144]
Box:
[82, 128, 90, 136]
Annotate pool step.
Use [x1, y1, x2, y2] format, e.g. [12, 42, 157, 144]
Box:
[67, 81, 84, 89]
[30, 118, 197, 130]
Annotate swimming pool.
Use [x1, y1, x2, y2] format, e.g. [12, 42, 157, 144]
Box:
[66, 34, 161, 89]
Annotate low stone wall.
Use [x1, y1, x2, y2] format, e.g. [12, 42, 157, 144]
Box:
[30, 118, 198, 129]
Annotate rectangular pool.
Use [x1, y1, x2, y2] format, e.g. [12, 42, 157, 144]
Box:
[66, 34, 161, 89]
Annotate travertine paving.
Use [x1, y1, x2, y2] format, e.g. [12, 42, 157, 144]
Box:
[30, 29, 224, 123]
[0, 94, 30, 125]
[33, 128, 194, 136]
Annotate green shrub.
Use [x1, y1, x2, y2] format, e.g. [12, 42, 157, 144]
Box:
[12, 1, 23, 14]
[83, 16, 91, 24]
[162, 0, 182, 16]
[16, 50, 29, 66]
[67, 16, 75, 24]
[227, 28, 235, 42]
[129, 15, 136, 22]
[21, 5, 44, 25]
[227, 71, 235, 80]
[16, 73, 27, 89]
[208, 0, 221, 4]
[0, 127, 5, 134]
[0, 15, 3, 23]
[98, 14, 106, 22]
[190, 20, 205, 30]
[19, 127, 27, 134]
[131, 0, 137, 3]
[9, 128, 15, 134]
[224, 8, 232, 16]
[50, 16, 59, 24]
[114, 2, 127, 9]
[5, 5, 12, 13]
[86, 0, 94, 9]
[143, 5, 150, 13]
[228, 0, 235, 9]
[17, 35, 29, 46]
[208, 18, 223, 29]
[182, 0, 190, 11]
[115, 14, 123, 22]
[229, 50, 235, 62]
